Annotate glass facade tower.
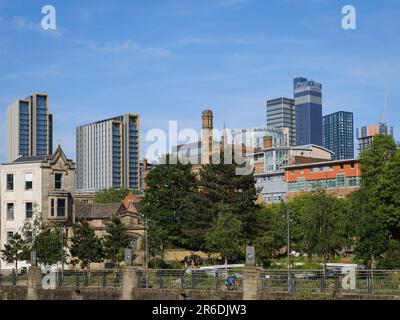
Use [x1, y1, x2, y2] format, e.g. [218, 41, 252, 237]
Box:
[266, 97, 296, 146]
[6, 93, 53, 162]
[322, 111, 354, 160]
[294, 77, 323, 146]
[76, 114, 140, 192]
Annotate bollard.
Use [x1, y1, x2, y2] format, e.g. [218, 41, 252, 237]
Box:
[27, 267, 42, 300]
[121, 267, 138, 300]
[242, 267, 261, 300]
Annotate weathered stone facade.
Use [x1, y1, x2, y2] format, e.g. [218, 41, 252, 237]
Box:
[75, 193, 145, 267]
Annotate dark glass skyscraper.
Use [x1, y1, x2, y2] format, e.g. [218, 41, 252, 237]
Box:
[6, 93, 53, 162]
[322, 111, 354, 160]
[294, 77, 322, 146]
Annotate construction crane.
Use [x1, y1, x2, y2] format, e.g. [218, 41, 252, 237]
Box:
[380, 89, 388, 126]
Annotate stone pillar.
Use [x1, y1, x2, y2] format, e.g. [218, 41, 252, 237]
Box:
[242, 267, 260, 300]
[27, 267, 42, 300]
[122, 267, 138, 300]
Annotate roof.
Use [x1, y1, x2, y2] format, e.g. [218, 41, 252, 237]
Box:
[2, 145, 74, 165]
[12, 155, 48, 163]
[75, 192, 142, 219]
[283, 158, 358, 169]
[75, 203, 122, 219]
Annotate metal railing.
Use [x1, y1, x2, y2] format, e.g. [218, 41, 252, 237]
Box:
[0, 269, 29, 286]
[136, 269, 243, 291]
[54, 269, 122, 288]
[260, 270, 400, 295]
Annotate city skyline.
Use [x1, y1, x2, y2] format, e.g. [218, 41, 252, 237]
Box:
[0, 0, 399, 162]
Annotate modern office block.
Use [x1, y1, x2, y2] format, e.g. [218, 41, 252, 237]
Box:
[76, 114, 140, 192]
[266, 97, 296, 146]
[322, 111, 354, 160]
[294, 77, 323, 146]
[6, 93, 53, 162]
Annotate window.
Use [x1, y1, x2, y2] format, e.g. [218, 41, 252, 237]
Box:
[25, 173, 33, 190]
[290, 169, 294, 175]
[26, 202, 33, 219]
[6, 174, 14, 191]
[350, 163, 355, 169]
[55, 173, 63, 190]
[6, 203, 14, 220]
[57, 199, 66, 217]
[297, 178, 306, 190]
[50, 199, 55, 217]
[7, 232, 14, 243]
[348, 177, 358, 187]
[339, 164, 344, 170]
[327, 179, 337, 189]
[337, 174, 345, 187]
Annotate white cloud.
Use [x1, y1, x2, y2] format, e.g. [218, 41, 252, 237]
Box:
[75, 39, 172, 58]
[12, 16, 66, 37]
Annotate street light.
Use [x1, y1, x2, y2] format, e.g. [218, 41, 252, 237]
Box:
[60, 224, 66, 282]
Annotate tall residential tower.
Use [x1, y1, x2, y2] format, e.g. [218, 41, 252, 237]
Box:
[322, 111, 354, 160]
[294, 77, 323, 146]
[76, 114, 140, 192]
[6, 93, 53, 162]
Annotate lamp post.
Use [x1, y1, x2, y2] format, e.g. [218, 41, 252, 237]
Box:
[60, 224, 65, 283]
[287, 207, 290, 271]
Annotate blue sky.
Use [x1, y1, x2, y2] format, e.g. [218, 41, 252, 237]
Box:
[0, 0, 399, 161]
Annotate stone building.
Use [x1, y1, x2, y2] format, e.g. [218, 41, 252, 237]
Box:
[0, 146, 75, 269]
[74, 193, 145, 267]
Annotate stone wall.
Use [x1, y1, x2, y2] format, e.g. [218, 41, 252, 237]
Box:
[1, 286, 399, 300]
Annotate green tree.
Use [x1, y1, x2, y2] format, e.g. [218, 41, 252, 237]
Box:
[206, 204, 243, 265]
[21, 203, 44, 254]
[359, 134, 397, 187]
[294, 191, 347, 268]
[253, 204, 286, 267]
[70, 220, 104, 269]
[94, 188, 139, 203]
[199, 153, 260, 242]
[349, 134, 399, 267]
[103, 216, 131, 267]
[349, 190, 389, 267]
[375, 151, 400, 239]
[32, 228, 67, 266]
[378, 240, 400, 269]
[1, 233, 28, 270]
[141, 155, 200, 255]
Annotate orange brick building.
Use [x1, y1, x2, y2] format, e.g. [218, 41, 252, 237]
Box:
[285, 159, 361, 199]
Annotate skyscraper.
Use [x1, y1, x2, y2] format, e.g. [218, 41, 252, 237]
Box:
[6, 93, 53, 162]
[322, 111, 354, 160]
[357, 123, 394, 152]
[266, 97, 296, 146]
[76, 114, 140, 192]
[294, 77, 322, 146]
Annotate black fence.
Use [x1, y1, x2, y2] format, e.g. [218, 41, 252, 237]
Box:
[260, 270, 400, 295]
[136, 269, 243, 292]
